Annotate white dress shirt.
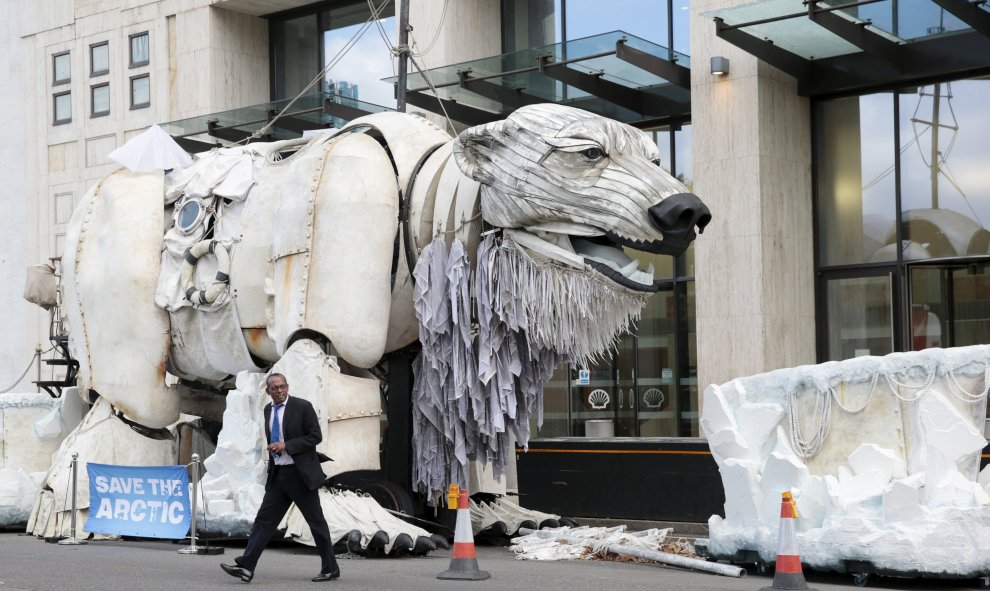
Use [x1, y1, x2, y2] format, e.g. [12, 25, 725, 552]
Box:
[270, 396, 295, 466]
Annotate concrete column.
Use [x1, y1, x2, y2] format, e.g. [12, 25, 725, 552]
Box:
[173, 6, 268, 120]
[401, 0, 501, 132]
[691, 1, 816, 394]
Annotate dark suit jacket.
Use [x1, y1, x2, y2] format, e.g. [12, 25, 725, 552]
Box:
[264, 396, 327, 491]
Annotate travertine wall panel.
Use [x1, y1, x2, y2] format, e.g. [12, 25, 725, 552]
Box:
[692, 0, 815, 395]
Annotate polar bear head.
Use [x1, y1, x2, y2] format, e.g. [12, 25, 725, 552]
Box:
[453, 104, 710, 292]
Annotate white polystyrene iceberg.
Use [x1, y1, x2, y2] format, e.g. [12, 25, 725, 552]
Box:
[703, 345, 990, 577]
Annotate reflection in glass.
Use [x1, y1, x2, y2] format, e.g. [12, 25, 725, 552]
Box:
[322, 2, 396, 109]
[680, 281, 698, 436]
[91, 43, 109, 75]
[826, 275, 893, 361]
[54, 53, 70, 84]
[272, 14, 319, 100]
[899, 81, 990, 260]
[533, 365, 570, 437]
[130, 75, 150, 108]
[910, 265, 990, 351]
[637, 289, 677, 436]
[672, 0, 690, 56]
[176, 200, 202, 232]
[565, 0, 668, 47]
[674, 123, 693, 189]
[815, 93, 896, 265]
[91, 84, 110, 116]
[503, 0, 561, 53]
[54, 92, 71, 124]
[130, 33, 149, 66]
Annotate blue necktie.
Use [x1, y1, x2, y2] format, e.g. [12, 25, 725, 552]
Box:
[270, 403, 283, 456]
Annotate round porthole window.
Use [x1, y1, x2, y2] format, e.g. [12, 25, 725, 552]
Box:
[175, 199, 203, 234]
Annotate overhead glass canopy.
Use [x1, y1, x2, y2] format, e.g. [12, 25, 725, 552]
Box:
[385, 30, 692, 128]
[161, 93, 392, 153]
[704, 0, 990, 96]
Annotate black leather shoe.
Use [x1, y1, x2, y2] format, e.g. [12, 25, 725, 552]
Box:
[312, 569, 340, 582]
[221, 563, 254, 582]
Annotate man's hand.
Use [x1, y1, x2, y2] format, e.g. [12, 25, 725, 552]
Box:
[268, 442, 287, 455]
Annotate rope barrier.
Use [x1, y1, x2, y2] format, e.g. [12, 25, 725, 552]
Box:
[788, 363, 990, 459]
[0, 350, 41, 394]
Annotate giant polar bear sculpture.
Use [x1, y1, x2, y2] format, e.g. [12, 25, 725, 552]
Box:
[26, 104, 710, 549]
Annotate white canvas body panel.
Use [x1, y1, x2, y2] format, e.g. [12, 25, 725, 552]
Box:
[408, 144, 451, 252]
[269, 340, 382, 475]
[270, 135, 337, 354]
[335, 113, 452, 355]
[339, 111, 451, 192]
[384, 237, 418, 353]
[271, 133, 398, 367]
[157, 150, 265, 378]
[308, 133, 399, 367]
[62, 170, 177, 427]
[228, 143, 308, 361]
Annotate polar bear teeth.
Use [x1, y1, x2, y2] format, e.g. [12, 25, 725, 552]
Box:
[570, 237, 655, 288]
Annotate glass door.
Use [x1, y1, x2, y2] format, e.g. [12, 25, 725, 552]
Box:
[909, 263, 990, 350]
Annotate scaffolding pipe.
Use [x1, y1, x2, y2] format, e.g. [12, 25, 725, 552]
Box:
[517, 528, 746, 578]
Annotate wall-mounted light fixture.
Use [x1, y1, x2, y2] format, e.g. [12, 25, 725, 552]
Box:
[710, 56, 730, 76]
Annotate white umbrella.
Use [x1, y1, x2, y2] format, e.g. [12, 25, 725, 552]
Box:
[107, 124, 193, 172]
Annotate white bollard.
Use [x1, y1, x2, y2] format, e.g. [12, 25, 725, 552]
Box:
[58, 452, 87, 545]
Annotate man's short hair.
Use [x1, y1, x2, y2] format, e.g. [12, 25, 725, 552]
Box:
[266, 373, 287, 388]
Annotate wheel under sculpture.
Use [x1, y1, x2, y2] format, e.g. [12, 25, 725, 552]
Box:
[16, 104, 711, 553]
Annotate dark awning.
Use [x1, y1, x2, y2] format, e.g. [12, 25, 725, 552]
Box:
[161, 93, 392, 153]
[705, 0, 990, 97]
[385, 30, 692, 129]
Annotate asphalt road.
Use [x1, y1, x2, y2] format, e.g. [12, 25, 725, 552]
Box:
[0, 532, 985, 591]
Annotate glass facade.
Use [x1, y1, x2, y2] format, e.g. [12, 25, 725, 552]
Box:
[500, 1, 697, 438]
[270, 1, 395, 106]
[527, 121, 697, 439]
[815, 76, 990, 362]
[502, 0, 689, 56]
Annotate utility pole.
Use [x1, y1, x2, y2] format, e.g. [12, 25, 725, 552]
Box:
[929, 82, 940, 210]
[396, 0, 410, 112]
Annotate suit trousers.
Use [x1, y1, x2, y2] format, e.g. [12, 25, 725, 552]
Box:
[237, 464, 337, 574]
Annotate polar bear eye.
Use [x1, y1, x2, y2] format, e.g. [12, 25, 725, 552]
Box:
[651, 159, 662, 167]
[581, 147, 605, 160]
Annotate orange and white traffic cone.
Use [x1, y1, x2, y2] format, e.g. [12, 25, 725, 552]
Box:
[760, 491, 817, 591]
[437, 486, 491, 581]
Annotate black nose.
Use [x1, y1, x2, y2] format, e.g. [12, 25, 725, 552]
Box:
[649, 192, 712, 237]
[641, 193, 712, 256]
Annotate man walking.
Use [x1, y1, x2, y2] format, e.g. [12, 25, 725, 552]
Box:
[221, 373, 340, 583]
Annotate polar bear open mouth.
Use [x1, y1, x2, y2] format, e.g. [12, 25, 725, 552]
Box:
[511, 223, 666, 293]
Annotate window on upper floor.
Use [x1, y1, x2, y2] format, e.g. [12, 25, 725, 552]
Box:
[91, 83, 110, 117]
[53, 91, 71, 125]
[129, 32, 149, 68]
[130, 74, 150, 109]
[53, 51, 71, 85]
[91, 42, 109, 76]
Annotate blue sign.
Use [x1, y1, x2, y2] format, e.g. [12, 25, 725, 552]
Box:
[577, 369, 590, 385]
[85, 463, 191, 539]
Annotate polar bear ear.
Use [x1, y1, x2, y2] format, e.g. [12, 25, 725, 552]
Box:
[452, 120, 505, 184]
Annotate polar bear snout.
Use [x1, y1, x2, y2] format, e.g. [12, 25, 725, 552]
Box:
[648, 192, 712, 252]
